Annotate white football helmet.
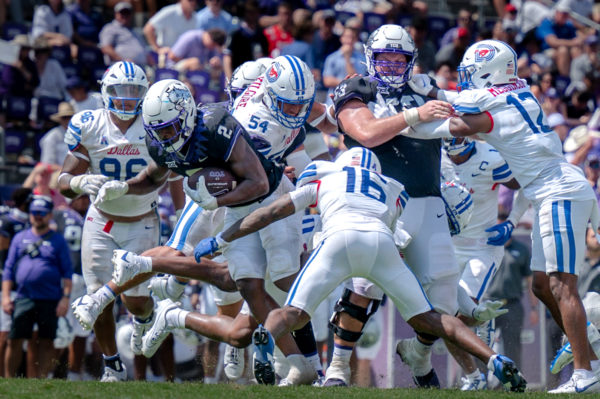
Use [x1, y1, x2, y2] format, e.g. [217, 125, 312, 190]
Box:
[255, 57, 274, 69]
[441, 181, 473, 236]
[226, 61, 267, 108]
[142, 79, 197, 160]
[335, 147, 382, 173]
[263, 55, 315, 129]
[101, 61, 148, 120]
[457, 39, 518, 91]
[443, 137, 475, 157]
[365, 24, 417, 90]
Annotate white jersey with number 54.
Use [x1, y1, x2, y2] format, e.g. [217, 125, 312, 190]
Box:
[453, 79, 592, 203]
[65, 109, 159, 217]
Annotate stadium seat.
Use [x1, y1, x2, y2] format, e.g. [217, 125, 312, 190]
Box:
[155, 68, 179, 82]
[396, 14, 413, 28]
[2, 22, 28, 41]
[194, 89, 220, 105]
[50, 45, 73, 66]
[186, 70, 210, 90]
[36, 96, 61, 123]
[363, 12, 386, 34]
[77, 46, 105, 68]
[4, 129, 26, 153]
[4, 96, 32, 121]
[335, 11, 356, 27]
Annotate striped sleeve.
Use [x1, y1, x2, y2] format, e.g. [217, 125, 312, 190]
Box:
[492, 162, 513, 182]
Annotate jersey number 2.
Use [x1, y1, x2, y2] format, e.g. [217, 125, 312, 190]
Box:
[344, 166, 387, 203]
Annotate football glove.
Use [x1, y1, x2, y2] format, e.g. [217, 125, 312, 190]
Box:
[94, 181, 129, 205]
[485, 221, 514, 246]
[408, 74, 434, 97]
[472, 299, 508, 321]
[69, 174, 110, 196]
[194, 233, 229, 262]
[183, 176, 218, 210]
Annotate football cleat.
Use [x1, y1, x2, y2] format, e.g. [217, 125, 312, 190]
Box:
[100, 364, 127, 382]
[284, 354, 317, 385]
[323, 358, 351, 387]
[461, 373, 488, 391]
[549, 373, 600, 394]
[550, 322, 600, 374]
[488, 354, 527, 392]
[71, 294, 103, 330]
[112, 249, 151, 286]
[141, 299, 179, 358]
[148, 275, 185, 301]
[131, 312, 155, 356]
[252, 325, 275, 385]
[396, 338, 440, 388]
[224, 345, 245, 381]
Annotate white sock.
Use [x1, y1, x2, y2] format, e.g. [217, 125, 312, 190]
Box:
[414, 337, 433, 356]
[305, 352, 323, 376]
[136, 255, 153, 273]
[167, 308, 189, 328]
[574, 368, 595, 379]
[332, 343, 353, 363]
[591, 360, 600, 371]
[466, 369, 481, 381]
[167, 275, 186, 298]
[94, 284, 116, 310]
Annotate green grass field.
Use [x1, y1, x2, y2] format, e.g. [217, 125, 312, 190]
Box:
[0, 380, 569, 399]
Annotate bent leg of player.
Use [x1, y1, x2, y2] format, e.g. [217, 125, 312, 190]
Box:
[398, 196, 461, 388]
[534, 198, 600, 393]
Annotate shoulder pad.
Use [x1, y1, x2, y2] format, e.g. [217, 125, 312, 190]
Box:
[296, 161, 340, 188]
[453, 89, 493, 115]
[333, 76, 378, 117]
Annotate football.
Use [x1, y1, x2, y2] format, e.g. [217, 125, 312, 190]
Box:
[187, 167, 238, 197]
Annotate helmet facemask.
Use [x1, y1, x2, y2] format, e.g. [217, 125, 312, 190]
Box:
[444, 137, 475, 157]
[145, 108, 192, 160]
[106, 83, 147, 120]
[267, 88, 314, 129]
[369, 49, 416, 90]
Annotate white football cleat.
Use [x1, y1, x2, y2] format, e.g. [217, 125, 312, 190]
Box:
[461, 373, 488, 391]
[71, 294, 103, 330]
[131, 312, 155, 356]
[112, 249, 151, 286]
[141, 298, 179, 357]
[100, 364, 127, 382]
[323, 358, 350, 387]
[285, 354, 316, 385]
[224, 345, 245, 381]
[549, 373, 600, 394]
[148, 275, 186, 301]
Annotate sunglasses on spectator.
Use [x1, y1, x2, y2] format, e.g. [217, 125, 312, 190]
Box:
[31, 210, 49, 217]
[589, 161, 600, 169]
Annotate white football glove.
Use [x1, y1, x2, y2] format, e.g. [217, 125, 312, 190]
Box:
[183, 176, 218, 210]
[69, 174, 110, 196]
[472, 299, 509, 322]
[408, 74, 434, 97]
[94, 181, 129, 205]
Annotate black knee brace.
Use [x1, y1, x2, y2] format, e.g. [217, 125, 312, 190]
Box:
[328, 288, 381, 342]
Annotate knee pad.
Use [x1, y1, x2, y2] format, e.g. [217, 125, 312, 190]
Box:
[328, 288, 381, 343]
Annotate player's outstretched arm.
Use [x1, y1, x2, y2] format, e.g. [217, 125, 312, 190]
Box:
[58, 148, 109, 198]
[125, 160, 171, 195]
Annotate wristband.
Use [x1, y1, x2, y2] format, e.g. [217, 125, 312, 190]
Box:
[326, 104, 337, 125]
[215, 232, 229, 247]
[403, 108, 420, 127]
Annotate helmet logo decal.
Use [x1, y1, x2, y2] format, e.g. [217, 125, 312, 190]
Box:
[266, 63, 281, 83]
[166, 86, 191, 109]
[474, 45, 495, 62]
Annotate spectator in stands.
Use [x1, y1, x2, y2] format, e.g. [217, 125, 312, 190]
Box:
[31, 0, 73, 47]
[571, 35, 600, 84]
[0, 187, 32, 378]
[99, 2, 148, 66]
[435, 26, 470, 72]
[440, 7, 476, 48]
[281, 21, 315, 70]
[39, 102, 75, 167]
[484, 213, 537, 371]
[2, 195, 72, 378]
[322, 26, 366, 104]
[66, 76, 103, 112]
[143, 0, 198, 58]
[566, 89, 594, 126]
[23, 163, 67, 209]
[223, 0, 268, 79]
[67, 0, 104, 48]
[196, 0, 234, 34]
[547, 113, 569, 143]
[263, 2, 294, 57]
[408, 15, 436, 74]
[168, 28, 226, 73]
[311, 10, 339, 88]
[536, 2, 587, 79]
[32, 37, 68, 100]
[0, 35, 39, 99]
[433, 61, 457, 91]
[584, 155, 600, 203]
